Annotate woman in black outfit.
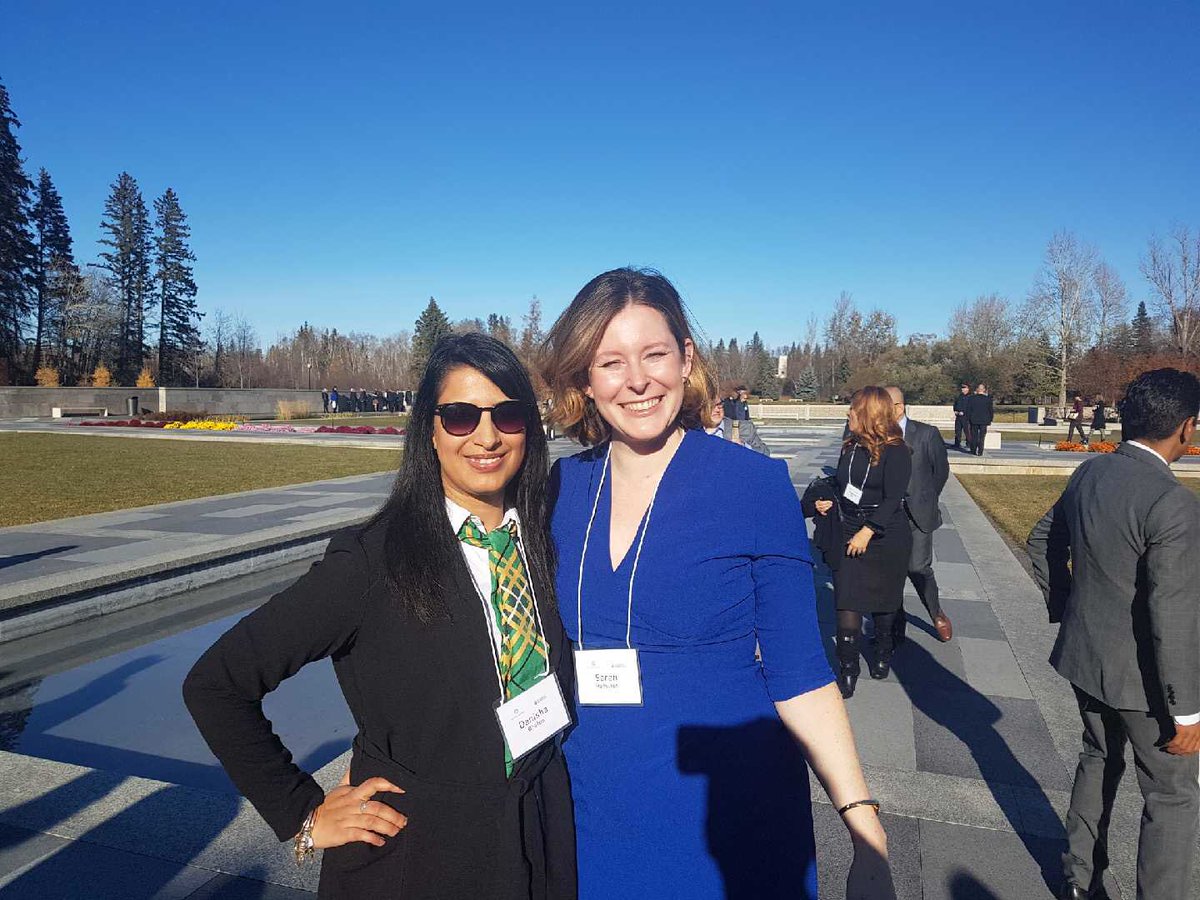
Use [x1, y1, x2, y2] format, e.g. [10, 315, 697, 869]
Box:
[815, 386, 912, 699]
[183, 334, 576, 900]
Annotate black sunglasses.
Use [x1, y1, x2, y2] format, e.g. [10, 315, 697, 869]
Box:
[434, 400, 528, 437]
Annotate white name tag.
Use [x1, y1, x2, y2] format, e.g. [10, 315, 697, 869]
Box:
[495, 672, 571, 762]
[574, 648, 643, 706]
[843, 483, 863, 504]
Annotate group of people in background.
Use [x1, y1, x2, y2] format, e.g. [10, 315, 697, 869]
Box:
[951, 382, 994, 455]
[321, 386, 408, 415]
[1065, 393, 1109, 445]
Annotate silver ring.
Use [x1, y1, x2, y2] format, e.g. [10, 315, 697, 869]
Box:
[359, 800, 369, 814]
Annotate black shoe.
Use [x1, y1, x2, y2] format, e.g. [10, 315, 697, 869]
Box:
[835, 633, 861, 699]
[869, 648, 892, 680]
[1059, 884, 1089, 900]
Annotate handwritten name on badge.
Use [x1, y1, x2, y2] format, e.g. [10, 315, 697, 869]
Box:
[575, 648, 643, 705]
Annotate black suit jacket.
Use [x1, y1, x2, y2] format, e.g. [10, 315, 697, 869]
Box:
[966, 393, 993, 425]
[184, 524, 577, 900]
[902, 418, 949, 532]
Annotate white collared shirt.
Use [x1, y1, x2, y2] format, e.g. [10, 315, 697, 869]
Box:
[1118, 443, 1198, 725]
[1125, 439, 1169, 468]
[898, 415, 909, 439]
[445, 497, 521, 655]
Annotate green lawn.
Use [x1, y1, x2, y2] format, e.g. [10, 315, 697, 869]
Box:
[958, 474, 1200, 546]
[2, 433, 400, 527]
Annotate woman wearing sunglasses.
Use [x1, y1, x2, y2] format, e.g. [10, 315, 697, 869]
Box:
[540, 268, 894, 899]
[184, 333, 576, 899]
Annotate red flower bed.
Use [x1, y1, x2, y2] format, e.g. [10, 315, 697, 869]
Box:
[314, 424, 404, 435]
[1187, 446, 1200, 456]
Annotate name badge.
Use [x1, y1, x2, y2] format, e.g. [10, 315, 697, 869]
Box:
[494, 672, 571, 762]
[843, 483, 863, 504]
[574, 648, 643, 706]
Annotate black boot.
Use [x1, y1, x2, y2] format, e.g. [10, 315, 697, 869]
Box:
[835, 631, 861, 699]
[871, 615, 896, 680]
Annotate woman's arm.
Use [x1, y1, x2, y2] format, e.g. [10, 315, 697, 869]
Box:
[866, 445, 911, 534]
[775, 686, 894, 899]
[183, 529, 374, 841]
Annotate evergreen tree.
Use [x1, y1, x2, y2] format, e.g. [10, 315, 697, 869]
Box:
[0, 79, 35, 381]
[30, 168, 75, 371]
[410, 296, 452, 382]
[796, 365, 819, 400]
[98, 172, 153, 383]
[486, 312, 513, 345]
[153, 188, 200, 384]
[1130, 300, 1154, 356]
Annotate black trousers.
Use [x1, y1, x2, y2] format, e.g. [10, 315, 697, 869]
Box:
[954, 415, 966, 447]
[969, 423, 987, 455]
[1066, 418, 1088, 443]
[1064, 687, 1198, 898]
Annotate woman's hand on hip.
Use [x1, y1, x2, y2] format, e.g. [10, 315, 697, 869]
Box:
[815, 500, 833, 516]
[845, 526, 874, 557]
[311, 776, 407, 849]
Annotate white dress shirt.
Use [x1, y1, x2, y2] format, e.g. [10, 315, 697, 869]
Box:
[1118, 442, 1198, 726]
[445, 497, 521, 656]
[897, 414, 908, 439]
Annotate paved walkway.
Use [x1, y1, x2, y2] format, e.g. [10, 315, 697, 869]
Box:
[0, 427, 1195, 897]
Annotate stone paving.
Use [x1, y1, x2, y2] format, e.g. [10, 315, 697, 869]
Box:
[0, 426, 1195, 897]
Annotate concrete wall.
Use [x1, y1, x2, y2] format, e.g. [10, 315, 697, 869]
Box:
[0, 387, 325, 419]
[752, 403, 957, 424]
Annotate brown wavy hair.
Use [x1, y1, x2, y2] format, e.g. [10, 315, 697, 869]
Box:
[842, 386, 905, 464]
[539, 267, 718, 446]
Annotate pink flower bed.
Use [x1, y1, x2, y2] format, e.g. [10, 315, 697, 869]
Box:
[315, 425, 404, 435]
[78, 419, 167, 428]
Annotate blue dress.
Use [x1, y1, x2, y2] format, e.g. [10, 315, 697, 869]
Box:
[550, 429, 834, 899]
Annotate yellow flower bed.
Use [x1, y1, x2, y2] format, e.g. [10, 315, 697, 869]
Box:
[164, 419, 239, 431]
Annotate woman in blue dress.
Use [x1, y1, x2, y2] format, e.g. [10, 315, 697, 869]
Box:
[540, 268, 895, 899]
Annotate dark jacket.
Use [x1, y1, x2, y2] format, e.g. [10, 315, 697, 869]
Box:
[183, 524, 577, 900]
[801, 475, 842, 570]
[952, 393, 969, 415]
[1027, 443, 1200, 715]
[1091, 403, 1107, 430]
[965, 393, 993, 426]
[902, 418, 949, 532]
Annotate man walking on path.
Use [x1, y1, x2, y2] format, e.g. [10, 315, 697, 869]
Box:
[952, 383, 970, 450]
[966, 383, 993, 455]
[886, 387, 953, 643]
[1027, 368, 1200, 900]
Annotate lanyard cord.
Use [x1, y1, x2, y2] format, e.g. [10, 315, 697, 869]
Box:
[851, 444, 871, 491]
[576, 445, 663, 651]
[462, 520, 551, 702]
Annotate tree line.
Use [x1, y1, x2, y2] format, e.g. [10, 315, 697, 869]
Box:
[0, 78, 200, 387]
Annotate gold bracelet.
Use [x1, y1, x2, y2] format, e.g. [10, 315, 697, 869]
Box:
[837, 798, 881, 816]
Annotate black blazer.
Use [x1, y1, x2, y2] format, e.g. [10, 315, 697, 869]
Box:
[966, 393, 994, 426]
[801, 475, 843, 570]
[183, 523, 577, 900]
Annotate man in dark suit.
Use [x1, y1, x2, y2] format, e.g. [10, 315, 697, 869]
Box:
[966, 383, 993, 456]
[952, 383, 970, 450]
[1028, 368, 1200, 900]
[321, 388, 329, 414]
[887, 387, 953, 643]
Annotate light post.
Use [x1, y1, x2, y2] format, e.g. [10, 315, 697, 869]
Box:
[306, 362, 312, 390]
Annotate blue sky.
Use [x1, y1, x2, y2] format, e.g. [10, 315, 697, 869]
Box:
[5, 1, 1198, 347]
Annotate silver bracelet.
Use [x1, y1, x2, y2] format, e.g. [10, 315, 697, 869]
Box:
[293, 807, 319, 867]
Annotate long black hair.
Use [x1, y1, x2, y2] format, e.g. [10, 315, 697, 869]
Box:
[368, 332, 557, 623]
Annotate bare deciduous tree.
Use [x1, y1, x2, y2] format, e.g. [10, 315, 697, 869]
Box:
[1141, 226, 1200, 358]
[1023, 230, 1097, 409]
[1092, 261, 1127, 349]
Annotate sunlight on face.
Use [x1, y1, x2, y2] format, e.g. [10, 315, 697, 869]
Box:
[586, 304, 693, 449]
